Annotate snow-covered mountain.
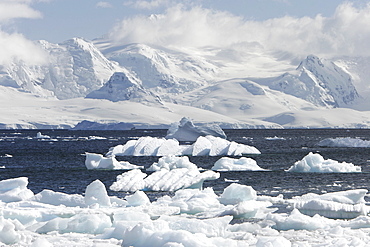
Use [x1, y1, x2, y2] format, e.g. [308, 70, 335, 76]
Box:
[1, 37, 370, 129]
[0, 38, 120, 99]
[253, 55, 360, 108]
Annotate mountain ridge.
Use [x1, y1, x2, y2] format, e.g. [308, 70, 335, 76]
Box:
[1, 37, 370, 129]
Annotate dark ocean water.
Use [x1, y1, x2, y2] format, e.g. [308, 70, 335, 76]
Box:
[0, 129, 370, 201]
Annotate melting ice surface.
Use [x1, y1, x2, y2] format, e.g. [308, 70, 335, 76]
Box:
[2, 176, 370, 246]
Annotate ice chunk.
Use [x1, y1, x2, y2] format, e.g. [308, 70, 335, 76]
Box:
[112, 156, 218, 192]
[165, 117, 227, 142]
[125, 191, 150, 206]
[219, 183, 257, 205]
[0, 216, 19, 245]
[110, 168, 220, 192]
[212, 157, 267, 171]
[317, 137, 370, 147]
[256, 236, 291, 247]
[37, 213, 112, 234]
[32, 189, 85, 207]
[109, 169, 148, 192]
[266, 208, 337, 231]
[147, 155, 198, 171]
[290, 189, 369, 219]
[85, 152, 143, 170]
[286, 152, 361, 173]
[85, 180, 111, 207]
[0, 177, 34, 203]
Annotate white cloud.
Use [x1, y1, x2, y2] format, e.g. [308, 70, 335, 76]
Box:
[0, 31, 48, 65]
[0, 0, 44, 23]
[108, 2, 370, 57]
[0, 0, 48, 66]
[96, 1, 113, 8]
[124, 0, 170, 9]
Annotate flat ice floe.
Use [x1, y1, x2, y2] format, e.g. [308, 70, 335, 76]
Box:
[2, 177, 370, 246]
[286, 152, 362, 173]
[317, 137, 370, 147]
[107, 135, 261, 156]
[212, 157, 267, 171]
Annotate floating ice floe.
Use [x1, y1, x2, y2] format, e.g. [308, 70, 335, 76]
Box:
[3, 177, 370, 246]
[212, 157, 267, 171]
[317, 137, 370, 147]
[286, 152, 361, 173]
[85, 152, 143, 170]
[107, 135, 260, 157]
[165, 117, 227, 142]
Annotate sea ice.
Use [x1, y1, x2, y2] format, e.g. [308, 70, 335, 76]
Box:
[107, 135, 260, 156]
[85, 152, 143, 170]
[3, 176, 370, 246]
[286, 152, 361, 173]
[165, 117, 227, 141]
[212, 157, 267, 171]
[317, 137, 370, 147]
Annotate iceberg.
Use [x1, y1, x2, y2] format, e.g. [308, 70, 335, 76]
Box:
[71, 120, 135, 130]
[36, 132, 50, 139]
[107, 135, 260, 157]
[165, 117, 227, 141]
[286, 152, 361, 173]
[85, 152, 143, 170]
[317, 137, 370, 147]
[212, 157, 267, 171]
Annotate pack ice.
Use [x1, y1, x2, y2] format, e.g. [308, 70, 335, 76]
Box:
[2, 177, 370, 246]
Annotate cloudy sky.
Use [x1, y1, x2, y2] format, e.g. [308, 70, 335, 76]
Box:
[1, 0, 370, 65]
